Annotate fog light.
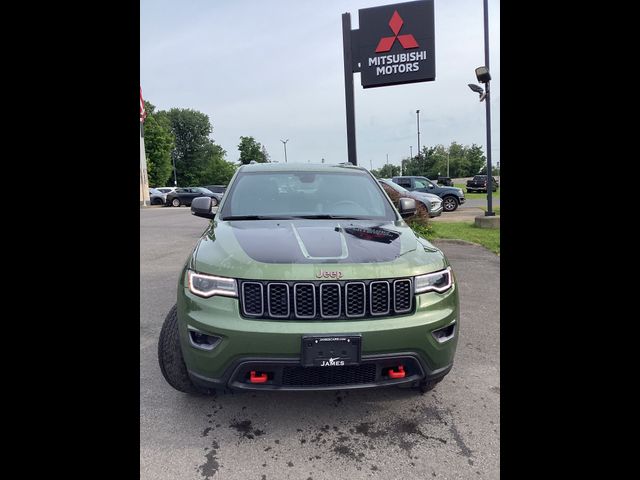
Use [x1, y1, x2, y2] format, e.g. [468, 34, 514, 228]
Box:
[432, 322, 456, 343]
[188, 326, 221, 351]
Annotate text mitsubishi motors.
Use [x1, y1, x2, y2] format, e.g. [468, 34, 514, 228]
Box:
[358, 0, 435, 88]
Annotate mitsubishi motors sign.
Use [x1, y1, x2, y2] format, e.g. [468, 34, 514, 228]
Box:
[358, 0, 435, 88]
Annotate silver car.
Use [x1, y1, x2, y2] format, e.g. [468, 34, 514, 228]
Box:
[149, 188, 167, 206]
[379, 178, 443, 217]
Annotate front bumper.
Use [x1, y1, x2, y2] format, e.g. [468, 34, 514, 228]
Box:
[177, 281, 459, 391]
[429, 204, 443, 217]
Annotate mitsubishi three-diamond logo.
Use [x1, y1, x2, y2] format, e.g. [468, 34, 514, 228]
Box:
[358, 0, 435, 88]
[375, 10, 419, 53]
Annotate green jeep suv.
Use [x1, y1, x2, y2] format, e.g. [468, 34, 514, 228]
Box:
[158, 163, 459, 394]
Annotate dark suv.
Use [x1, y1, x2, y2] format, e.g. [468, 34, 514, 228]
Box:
[203, 185, 227, 194]
[392, 176, 465, 212]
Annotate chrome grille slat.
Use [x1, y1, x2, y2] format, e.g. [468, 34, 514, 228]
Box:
[240, 279, 414, 320]
[241, 282, 263, 316]
[267, 283, 290, 318]
[345, 282, 366, 318]
[320, 283, 341, 318]
[393, 279, 412, 313]
[294, 283, 316, 318]
[370, 281, 390, 316]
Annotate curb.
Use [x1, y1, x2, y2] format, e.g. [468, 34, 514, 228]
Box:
[430, 238, 500, 256]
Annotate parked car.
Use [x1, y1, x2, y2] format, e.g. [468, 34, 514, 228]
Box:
[392, 176, 465, 212]
[378, 178, 443, 217]
[436, 176, 454, 187]
[148, 188, 167, 206]
[165, 187, 221, 207]
[158, 162, 459, 395]
[466, 175, 498, 193]
[203, 185, 227, 194]
[156, 187, 177, 194]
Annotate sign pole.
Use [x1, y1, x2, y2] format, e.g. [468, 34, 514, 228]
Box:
[342, 13, 357, 166]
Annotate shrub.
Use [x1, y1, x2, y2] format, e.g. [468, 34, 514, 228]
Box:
[380, 184, 430, 226]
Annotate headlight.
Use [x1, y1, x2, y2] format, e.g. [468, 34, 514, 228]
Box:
[187, 270, 238, 298]
[430, 201, 441, 209]
[415, 267, 453, 293]
[457, 188, 464, 195]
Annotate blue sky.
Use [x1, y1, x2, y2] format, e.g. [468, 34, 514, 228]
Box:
[141, 0, 499, 172]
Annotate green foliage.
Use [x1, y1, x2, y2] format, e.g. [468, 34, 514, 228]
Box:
[423, 222, 500, 255]
[143, 102, 236, 187]
[479, 164, 500, 175]
[401, 142, 487, 178]
[198, 144, 237, 185]
[408, 220, 434, 239]
[143, 101, 175, 187]
[370, 163, 401, 178]
[164, 108, 215, 186]
[238, 136, 269, 164]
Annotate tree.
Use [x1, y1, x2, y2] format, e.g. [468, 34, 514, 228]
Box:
[143, 101, 175, 187]
[465, 144, 486, 176]
[238, 136, 269, 164]
[165, 108, 215, 186]
[398, 142, 487, 178]
[371, 164, 401, 178]
[197, 143, 237, 185]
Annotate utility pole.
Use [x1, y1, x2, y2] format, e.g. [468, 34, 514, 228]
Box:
[386, 153, 389, 164]
[280, 139, 289, 163]
[410, 145, 413, 159]
[416, 110, 421, 159]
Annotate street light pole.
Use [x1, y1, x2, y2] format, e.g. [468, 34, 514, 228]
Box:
[280, 139, 289, 163]
[172, 154, 178, 187]
[416, 110, 421, 159]
[410, 145, 413, 159]
[447, 151, 450, 177]
[482, 0, 494, 216]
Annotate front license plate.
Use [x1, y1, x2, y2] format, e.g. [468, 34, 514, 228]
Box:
[301, 335, 362, 367]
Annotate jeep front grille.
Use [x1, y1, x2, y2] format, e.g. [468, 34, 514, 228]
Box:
[239, 279, 413, 320]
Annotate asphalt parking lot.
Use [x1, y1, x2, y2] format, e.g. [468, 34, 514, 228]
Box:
[140, 207, 500, 480]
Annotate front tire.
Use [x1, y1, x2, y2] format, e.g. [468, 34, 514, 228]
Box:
[158, 305, 212, 395]
[171, 198, 181, 207]
[442, 196, 459, 212]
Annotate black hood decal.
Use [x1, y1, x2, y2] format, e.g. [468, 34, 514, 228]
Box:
[231, 220, 402, 264]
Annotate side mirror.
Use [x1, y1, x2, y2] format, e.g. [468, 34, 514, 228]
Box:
[398, 197, 417, 218]
[191, 196, 216, 219]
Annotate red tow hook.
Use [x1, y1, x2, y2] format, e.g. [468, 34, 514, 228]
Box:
[249, 371, 268, 383]
[388, 365, 406, 379]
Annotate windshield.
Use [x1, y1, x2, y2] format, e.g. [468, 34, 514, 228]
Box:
[221, 171, 397, 221]
[196, 187, 214, 194]
[414, 178, 435, 189]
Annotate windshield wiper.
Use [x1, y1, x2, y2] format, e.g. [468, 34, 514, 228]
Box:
[222, 215, 297, 221]
[290, 215, 368, 220]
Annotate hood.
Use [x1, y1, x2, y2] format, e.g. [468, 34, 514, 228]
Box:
[438, 186, 463, 194]
[191, 219, 448, 281]
[413, 192, 442, 202]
